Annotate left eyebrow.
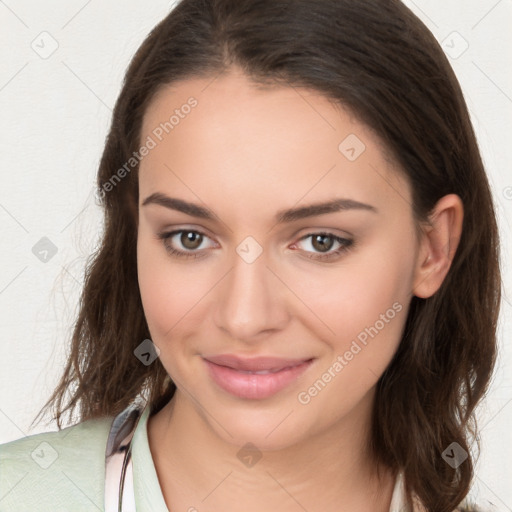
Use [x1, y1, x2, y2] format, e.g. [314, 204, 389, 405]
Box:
[141, 192, 378, 223]
[274, 198, 378, 224]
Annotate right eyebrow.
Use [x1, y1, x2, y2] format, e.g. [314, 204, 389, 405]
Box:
[142, 193, 214, 219]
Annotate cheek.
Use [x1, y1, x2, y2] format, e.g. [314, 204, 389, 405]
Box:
[136, 232, 207, 341]
[289, 225, 416, 364]
[293, 249, 412, 413]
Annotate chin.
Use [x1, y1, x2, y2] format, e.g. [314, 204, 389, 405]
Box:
[204, 401, 311, 451]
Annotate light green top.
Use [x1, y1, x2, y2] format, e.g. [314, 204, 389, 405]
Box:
[0, 404, 169, 512]
[0, 404, 481, 511]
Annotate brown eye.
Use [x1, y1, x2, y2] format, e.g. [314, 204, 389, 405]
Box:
[157, 229, 216, 259]
[293, 232, 354, 262]
[311, 234, 335, 253]
[181, 231, 203, 250]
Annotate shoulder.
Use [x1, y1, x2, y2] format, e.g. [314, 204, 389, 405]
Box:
[0, 415, 114, 512]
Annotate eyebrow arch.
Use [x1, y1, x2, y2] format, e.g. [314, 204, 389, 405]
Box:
[141, 192, 378, 223]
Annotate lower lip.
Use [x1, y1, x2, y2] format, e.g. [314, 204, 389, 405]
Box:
[204, 358, 314, 400]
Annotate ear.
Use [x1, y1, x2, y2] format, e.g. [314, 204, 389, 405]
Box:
[412, 194, 464, 298]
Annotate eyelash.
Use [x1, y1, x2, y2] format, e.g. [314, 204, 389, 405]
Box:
[156, 230, 354, 262]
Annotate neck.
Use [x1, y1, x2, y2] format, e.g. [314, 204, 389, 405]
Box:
[147, 390, 395, 512]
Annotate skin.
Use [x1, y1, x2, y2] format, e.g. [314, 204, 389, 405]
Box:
[136, 67, 463, 512]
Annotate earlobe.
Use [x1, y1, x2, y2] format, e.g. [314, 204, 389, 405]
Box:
[412, 194, 464, 299]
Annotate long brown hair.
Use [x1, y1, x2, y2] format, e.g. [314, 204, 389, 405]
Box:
[33, 1, 501, 510]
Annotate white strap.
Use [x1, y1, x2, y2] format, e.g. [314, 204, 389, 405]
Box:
[122, 452, 136, 511]
[104, 400, 146, 511]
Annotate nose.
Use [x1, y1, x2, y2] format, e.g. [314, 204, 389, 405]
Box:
[214, 248, 290, 342]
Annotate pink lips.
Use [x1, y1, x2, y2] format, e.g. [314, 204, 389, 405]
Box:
[203, 354, 314, 400]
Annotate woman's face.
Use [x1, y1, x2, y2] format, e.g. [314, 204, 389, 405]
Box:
[136, 68, 424, 449]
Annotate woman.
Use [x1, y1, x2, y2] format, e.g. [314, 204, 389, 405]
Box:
[0, 0, 501, 511]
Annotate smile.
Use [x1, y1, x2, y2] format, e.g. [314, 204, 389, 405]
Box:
[203, 358, 314, 399]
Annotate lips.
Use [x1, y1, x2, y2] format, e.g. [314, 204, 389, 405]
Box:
[203, 354, 312, 372]
[203, 354, 315, 400]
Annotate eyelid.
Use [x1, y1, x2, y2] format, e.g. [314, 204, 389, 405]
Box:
[296, 231, 352, 243]
[156, 222, 216, 238]
[293, 225, 355, 239]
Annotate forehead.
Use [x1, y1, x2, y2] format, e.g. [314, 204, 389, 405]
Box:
[138, 69, 410, 221]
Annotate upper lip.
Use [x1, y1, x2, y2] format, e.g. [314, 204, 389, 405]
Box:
[203, 354, 313, 372]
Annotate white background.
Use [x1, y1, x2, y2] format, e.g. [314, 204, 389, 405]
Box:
[0, 0, 510, 509]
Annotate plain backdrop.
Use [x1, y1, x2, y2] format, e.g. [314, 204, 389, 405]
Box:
[1, 0, 511, 508]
